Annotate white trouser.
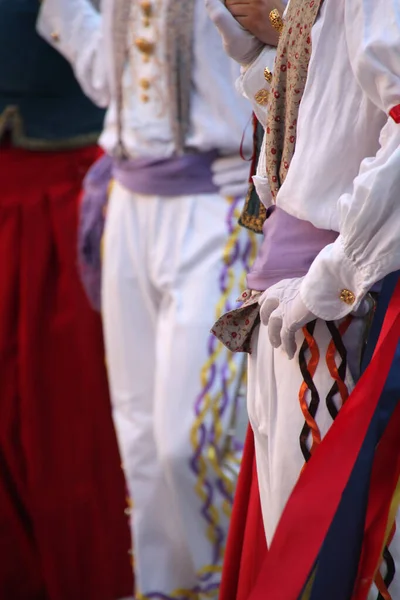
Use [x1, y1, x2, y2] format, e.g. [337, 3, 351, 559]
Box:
[102, 181, 254, 599]
[248, 318, 400, 599]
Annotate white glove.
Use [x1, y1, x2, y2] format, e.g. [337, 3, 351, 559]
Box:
[212, 155, 251, 198]
[259, 277, 373, 360]
[258, 278, 316, 360]
[205, 0, 264, 65]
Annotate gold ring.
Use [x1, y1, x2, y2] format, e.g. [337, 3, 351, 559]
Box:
[264, 67, 273, 84]
[269, 9, 284, 34]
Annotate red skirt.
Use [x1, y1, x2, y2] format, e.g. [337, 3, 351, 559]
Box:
[0, 145, 133, 600]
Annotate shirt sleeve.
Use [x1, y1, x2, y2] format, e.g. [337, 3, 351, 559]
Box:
[37, 0, 109, 107]
[236, 46, 276, 126]
[300, 0, 400, 321]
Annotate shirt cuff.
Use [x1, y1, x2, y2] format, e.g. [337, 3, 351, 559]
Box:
[238, 46, 276, 126]
[299, 237, 370, 321]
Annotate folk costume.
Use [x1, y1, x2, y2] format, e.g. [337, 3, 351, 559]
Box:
[208, 0, 400, 598]
[38, 0, 257, 597]
[0, 2, 133, 598]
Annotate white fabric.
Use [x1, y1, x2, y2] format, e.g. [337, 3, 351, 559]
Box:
[236, 46, 276, 127]
[204, 0, 263, 66]
[37, 0, 253, 159]
[248, 319, 400, 598]
[102, 181, 249, 597]
[37, 0, 109, 107]
[238, 0, 400, 321]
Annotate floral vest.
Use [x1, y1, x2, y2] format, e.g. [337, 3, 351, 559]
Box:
[239, 0, 324, 233]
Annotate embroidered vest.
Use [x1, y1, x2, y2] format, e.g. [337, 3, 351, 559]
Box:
[110, 0, 196, 157]
[239, 0, 323, 232]
[265, 0, 323, 198]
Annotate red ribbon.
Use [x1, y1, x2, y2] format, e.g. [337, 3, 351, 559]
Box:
[248, 281, 400, 600]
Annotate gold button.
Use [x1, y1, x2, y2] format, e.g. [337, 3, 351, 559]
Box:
[141, 94, 149, 103]
[135, 37, 154, 56]
[254, 89, 270, 106]
[140, 0, 153, 19]
[264, 68, 273, 84]
[139, 78, 151, 90]
[340, 289, 356, 305]
[51, 31, 60, 42]
[269, 9, 284, 34]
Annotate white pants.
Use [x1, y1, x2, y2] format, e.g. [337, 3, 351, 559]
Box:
[102, 182, 254, 599]
[248, 318, 400, 599]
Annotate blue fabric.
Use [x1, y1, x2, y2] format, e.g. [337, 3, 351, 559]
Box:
[304, 273, 400, 600]
[361, 272, 400, 373]
[0, 0, 104, 144]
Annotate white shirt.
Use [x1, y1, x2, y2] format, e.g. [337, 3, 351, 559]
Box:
[239, 0, 400, 321]
[37, 0, 253, 159]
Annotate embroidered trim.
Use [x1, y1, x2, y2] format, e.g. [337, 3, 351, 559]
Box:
[238, 182, 267, 234]
[325, 318, 352, 419]
[165, 0, 196, 154]
[298, 321, 321, 464]
[0, 105, 100, 151]
[136, 580, 219, 600]
[190, 197, 256, 589]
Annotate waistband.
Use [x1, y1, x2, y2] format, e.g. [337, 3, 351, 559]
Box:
[112, 151, 219, 197]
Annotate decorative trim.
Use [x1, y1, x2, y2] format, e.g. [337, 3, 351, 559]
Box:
[0, 105, 100, 151]
[238, 182, 267, 234]
[298, 321, 321, 464]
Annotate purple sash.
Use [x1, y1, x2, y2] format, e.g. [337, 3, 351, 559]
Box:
[78, 151, 218, 311]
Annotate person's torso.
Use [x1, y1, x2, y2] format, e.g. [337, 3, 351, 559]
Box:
[0, 0, 105, 149]
[276, 0, 386, 232]
[100, 0, 253, 158]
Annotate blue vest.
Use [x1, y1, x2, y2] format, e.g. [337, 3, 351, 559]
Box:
[0, 0, 105, 149]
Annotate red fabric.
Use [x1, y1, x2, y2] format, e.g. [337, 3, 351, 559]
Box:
[219, 427, 267, 600]
[389, 104, 400, 123]
[247, 281, 400, 600]
[0, 145, 133, 600]
[221, 283, 400, 600]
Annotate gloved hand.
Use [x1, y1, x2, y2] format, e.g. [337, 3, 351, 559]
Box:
[259, 277, 373, 360]
[212, 155, 251, 198]
[205, 0, 264, 64]
[258, 278, 316, 360]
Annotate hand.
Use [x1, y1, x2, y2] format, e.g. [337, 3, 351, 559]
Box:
[205, 0, 264, 64]
[259, 277, 373, 360]
[258, 278, 316, 360]
[212, 155, 251, 198]
[226, 0, 285, 46]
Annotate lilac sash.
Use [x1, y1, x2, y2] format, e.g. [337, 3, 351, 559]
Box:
[78, 151, 218, 311]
